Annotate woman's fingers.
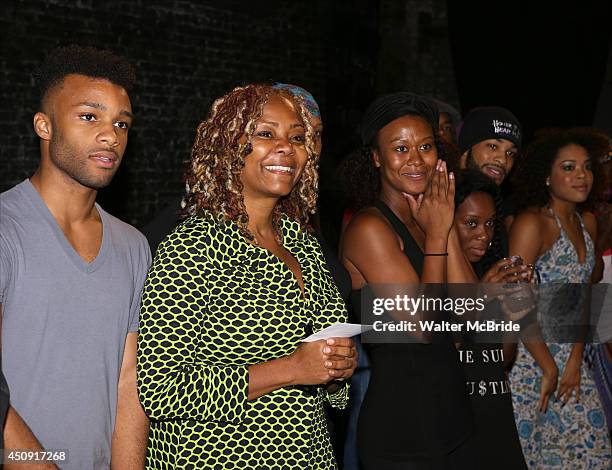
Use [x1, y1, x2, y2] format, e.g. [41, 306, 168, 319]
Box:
[484, 271, 507, 283]
[428, 160, 440, 197]
[416, 193, 423, 211]
[438, 160, 448, 198]
[325, 358, 354, 370]
[323, 338, 358, 377]
[538, 373, 558, 413]
[501, 265, 532, 282]
[482, 259, 514, 283]
[493, 258, 515, 271]
[539, 392, 550, 413]
[447, 169, 455, 200]
[323, 345, 355, 357]
[404, 193, 419, 217]
[483, 259, 531, 283]
[328, 368, 353, 379]
[557, 385, 569, 403]
[323, 339, 356, 373]
[325, 337, 354, 348]
[556, 382, 568, 401]
[557, 383, 580, 405]
[539, 383, 554, 413]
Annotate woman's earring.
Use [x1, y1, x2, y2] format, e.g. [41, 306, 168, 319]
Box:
[546, 178, 550, 186]
[488, 241, 492, 248]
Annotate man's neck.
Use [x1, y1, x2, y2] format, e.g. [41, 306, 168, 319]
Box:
[30, 166, 99, 225]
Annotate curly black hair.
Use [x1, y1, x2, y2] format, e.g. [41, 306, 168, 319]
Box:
[454, 169, 504, 276]
[35, 44, 136, 106]
[511, 128, 605, 213]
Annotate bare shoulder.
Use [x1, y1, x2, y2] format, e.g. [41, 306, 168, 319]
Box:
[342, 207, 399, 250]
[509, 207, 547, 263]
[511, 207, 545, 234]
[340, 207, 419, 284]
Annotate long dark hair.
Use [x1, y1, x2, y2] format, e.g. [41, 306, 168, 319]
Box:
[512, 127, 605, 213]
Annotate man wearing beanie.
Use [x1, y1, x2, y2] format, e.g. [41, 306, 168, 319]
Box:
[458, 106, 522, 185]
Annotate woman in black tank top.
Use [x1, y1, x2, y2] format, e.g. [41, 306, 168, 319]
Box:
[450, 170, 528, 470]
[340, 93, 475, 469]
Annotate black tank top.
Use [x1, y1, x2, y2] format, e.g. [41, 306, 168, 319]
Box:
[354, 201, 474, 464]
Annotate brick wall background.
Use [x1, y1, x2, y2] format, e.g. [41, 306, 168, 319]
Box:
[0, 0, 462, 234]
[0, 1, 368, 228]
[2, 1, 611, 236]
[0, 1, 361, 224]
[376, 0, 458, 105]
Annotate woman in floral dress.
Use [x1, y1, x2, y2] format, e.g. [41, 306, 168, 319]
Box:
[509, 128, 611, 469]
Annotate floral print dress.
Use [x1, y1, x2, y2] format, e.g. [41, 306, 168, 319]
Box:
[510, 211, 611, 469]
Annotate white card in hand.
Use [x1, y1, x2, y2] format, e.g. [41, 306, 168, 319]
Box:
[302, 323, 372, 342]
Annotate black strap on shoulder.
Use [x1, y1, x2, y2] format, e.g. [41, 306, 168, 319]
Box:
[374, 200, 424, 276]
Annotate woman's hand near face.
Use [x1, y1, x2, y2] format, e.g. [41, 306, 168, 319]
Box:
[404, 160, 455, 241]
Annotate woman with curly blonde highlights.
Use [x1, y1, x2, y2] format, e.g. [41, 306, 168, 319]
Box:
[138, 84, 357, 469]
[183, 84, 320, 242]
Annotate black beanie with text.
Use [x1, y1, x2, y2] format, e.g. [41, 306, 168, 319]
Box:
[458, 107, 522, 154]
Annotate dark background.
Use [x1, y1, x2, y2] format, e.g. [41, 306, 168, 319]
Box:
[2, 0, 611, 247]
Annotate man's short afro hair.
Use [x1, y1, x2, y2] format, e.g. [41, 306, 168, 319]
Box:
[35, 44, 136, 102]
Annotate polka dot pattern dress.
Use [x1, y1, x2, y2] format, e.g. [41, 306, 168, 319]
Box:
[137, 213, 349, 469]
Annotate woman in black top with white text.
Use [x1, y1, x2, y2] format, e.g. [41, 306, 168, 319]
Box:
[451, 169, 528, 469]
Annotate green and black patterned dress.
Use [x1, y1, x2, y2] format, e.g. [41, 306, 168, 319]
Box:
[137, 212, 349, 469]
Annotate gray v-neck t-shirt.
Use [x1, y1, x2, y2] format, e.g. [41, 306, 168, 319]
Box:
[0, 180, 151, 469]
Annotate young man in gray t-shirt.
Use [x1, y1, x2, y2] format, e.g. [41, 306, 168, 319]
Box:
[0, 45, 150, 469]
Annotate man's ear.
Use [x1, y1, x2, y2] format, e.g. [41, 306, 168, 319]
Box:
[33, 112, 52, 141]
[372, 148, 381, 168]
[459, 150, 468, 169]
